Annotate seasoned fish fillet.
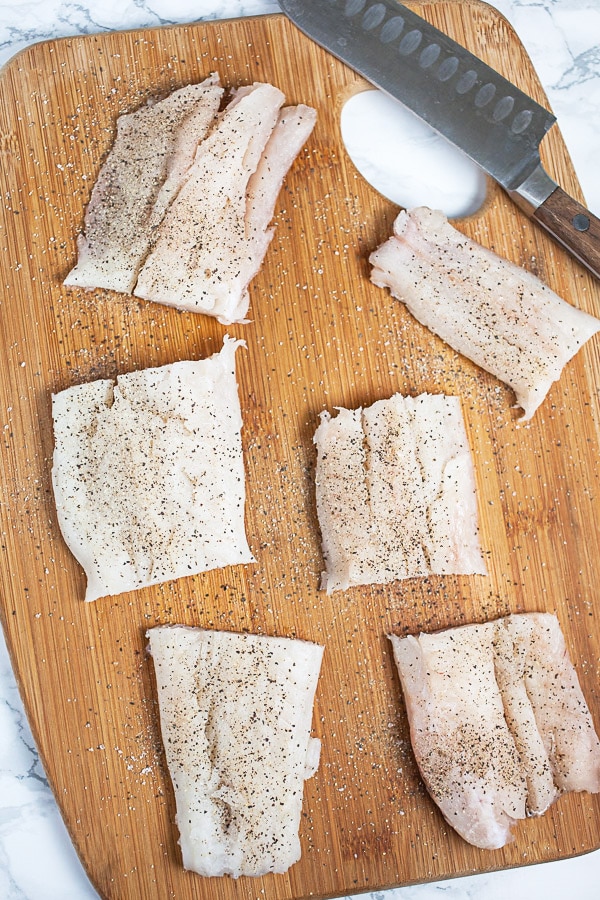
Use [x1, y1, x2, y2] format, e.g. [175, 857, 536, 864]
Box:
[507, 613, 600, 795]
[242, 102, 318, 301]
[313, 393, 487, 593]
[391, 623, 526, 850]
[493, 617, 557, 815]
[147, 625, 324, 878]
[134, 85, 316, 324]
[370, 207, 600, 419]
[64, 75, 223, 293]
[51, 337, 254, 601]
[390, 613, 600, 849]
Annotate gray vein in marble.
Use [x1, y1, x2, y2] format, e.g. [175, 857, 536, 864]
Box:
[557, 46, 600, 88]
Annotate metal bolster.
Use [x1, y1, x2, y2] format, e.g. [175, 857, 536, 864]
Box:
[508, 163, 558, 213]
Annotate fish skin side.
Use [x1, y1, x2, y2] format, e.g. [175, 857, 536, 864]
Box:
[51, 336, 254, 601]
[390, 613, 600, 849]
[147, 625, 324, 878]
[370, 207, 600, 420]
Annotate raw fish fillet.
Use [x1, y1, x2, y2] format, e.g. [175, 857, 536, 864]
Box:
[243, 102, 318, 303]
[389, 613, 600, 849]
[147, 625, 324, 878]
[370, 207, 600, 419]
[506, 613, 600, 795]
[64, 76, 223, 293]
[134, 85, 316, 324]
[493, 617, 557, 815]
[51, 337, 254, 601]
[313, 392, 487, 592]
[390, 623, 526, 850]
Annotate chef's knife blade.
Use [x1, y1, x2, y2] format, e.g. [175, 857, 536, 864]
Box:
[278, 0, 600, 279]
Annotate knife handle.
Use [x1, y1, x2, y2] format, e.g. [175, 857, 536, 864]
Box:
[533, 187, 600, 280]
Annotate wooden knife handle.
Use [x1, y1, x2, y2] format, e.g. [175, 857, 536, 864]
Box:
[533, 187, 600, 280]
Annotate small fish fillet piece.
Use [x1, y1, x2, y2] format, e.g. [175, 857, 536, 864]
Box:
[492, 617, 558, 815]
[51, 336, 254, 602]
[390, 623, 527, 850]
[242, 103, 317, 301]
[134, 85, 317, 324]
[64, 75, 224, 293]
[147, 625, 324, 878]
[506, 613, 600, 795]
[370, 207, 600, 419]
[389, 613, 600, 849]
[313, 392, 487, 593]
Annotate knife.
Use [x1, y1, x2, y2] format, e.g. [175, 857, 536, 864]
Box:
[278, 0, 600, 280]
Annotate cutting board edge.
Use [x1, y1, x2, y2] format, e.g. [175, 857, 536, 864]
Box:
[1, 6, 600, 900]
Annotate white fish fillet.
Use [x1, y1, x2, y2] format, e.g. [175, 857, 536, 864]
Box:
[507, 613, 600, 795]
[242, 102, 318, 303]
[134, 85, 316, 324]
[313, 392, 487, 593]
[389, 613, 600, 849]
[390, 623, 526, 850]
[51, 337, 254, 601]
[64, 75, 224, 293]
[147, 625, 324, 878]
[370, 207, 600, 419]
[493, 617, 558, 816]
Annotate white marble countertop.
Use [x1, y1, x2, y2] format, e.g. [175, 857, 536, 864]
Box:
[1, 1, 600, 898]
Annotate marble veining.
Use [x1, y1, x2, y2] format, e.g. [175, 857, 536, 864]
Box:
[1, 1, 600, 898]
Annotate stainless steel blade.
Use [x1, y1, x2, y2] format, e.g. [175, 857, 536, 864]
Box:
[278, 0, 557, 205]
[278, 0, 600, 279]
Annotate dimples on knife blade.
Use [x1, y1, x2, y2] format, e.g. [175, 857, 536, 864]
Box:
[278, 0, 555, 194]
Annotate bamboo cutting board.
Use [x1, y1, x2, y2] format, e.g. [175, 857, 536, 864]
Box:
[1, 3, 600, 898]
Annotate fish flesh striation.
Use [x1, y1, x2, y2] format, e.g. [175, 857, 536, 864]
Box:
[492, 617, 557, 816]
[134, 84, 316, 323]
[147, 625, 324, 878]
[133, 82, 285, 322]
[64, 75, 224, 294]
[51, 336, 254, 601]
[391, 621, 525, 850]
[242, 102, 318, 307]
[389, 613, 600, 849]
[65, 77, 316, 323]
[370, 207, 600, 419]
[504, 614, 600, 796]
[313, 392, 487, 593]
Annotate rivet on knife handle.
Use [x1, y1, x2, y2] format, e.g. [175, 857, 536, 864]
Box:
[278, 0, 600, 279]
[532, 189, 600, 279]
[508, 162, 600, 280]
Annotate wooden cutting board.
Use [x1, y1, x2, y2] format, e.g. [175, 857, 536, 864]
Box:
[1, 3, 600, 898]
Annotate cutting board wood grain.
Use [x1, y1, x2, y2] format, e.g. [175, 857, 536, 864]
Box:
[1, 4, 600, 898]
